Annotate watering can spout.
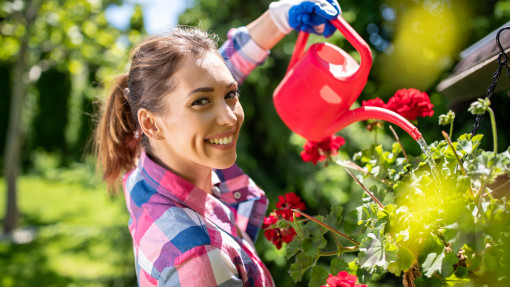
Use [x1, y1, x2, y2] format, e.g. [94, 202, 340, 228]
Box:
[325, 106, 423, 141]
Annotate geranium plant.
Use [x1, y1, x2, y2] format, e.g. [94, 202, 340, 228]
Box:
[264, 90, 510, 287]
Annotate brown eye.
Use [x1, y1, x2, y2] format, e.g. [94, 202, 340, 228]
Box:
[191, 98, 210, 106]
[225, 90, 240, 100]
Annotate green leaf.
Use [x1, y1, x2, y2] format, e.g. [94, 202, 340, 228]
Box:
[456, 133, 483, 155]
[467, 151, 494, 178]
[347, 258, 359, 275]
[387, 246, 417, 276]
[358, 231, 397, 273]
[303, 215, 327, 238]
[419, 233, 445, 258]
[302, 236, 327, 257]
[377, 203, 396, 233]
[415, 276, 444, 287]
[286, 237, 303, 260]
[421, 252, 445, 277]
[479, 245, 505, 275]
[442, 251, 459, 277]
[445, 273, 471, 286]
[330, 258, 349, 275]
[325, 204, 343, 231]
[308, 266, 329, 287]
[464, 244, 482, 273]
[454, 266, 468, 278]
[344, 202, 380, 234]
[289, 252, 314, 283]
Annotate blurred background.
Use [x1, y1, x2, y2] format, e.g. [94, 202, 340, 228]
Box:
[1, 0, 509, 286]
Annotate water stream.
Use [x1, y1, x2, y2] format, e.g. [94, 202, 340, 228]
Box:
[417, 137, 443, 192]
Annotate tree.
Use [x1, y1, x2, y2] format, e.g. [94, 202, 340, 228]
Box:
[0, 0, 134, 233]
[2, 0, 40, 233]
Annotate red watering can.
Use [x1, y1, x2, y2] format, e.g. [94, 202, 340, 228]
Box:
[273, 16, 422, 142]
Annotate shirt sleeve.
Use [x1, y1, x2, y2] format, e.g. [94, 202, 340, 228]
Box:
[218, 26, 270, 84]
[156, 245, 243, 287]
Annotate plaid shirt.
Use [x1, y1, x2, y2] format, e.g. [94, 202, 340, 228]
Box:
[123, 27, 272, 287]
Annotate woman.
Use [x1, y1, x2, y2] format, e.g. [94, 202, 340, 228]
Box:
[95, 1, 340, 286]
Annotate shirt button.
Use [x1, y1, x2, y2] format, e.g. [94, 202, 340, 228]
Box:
[233, 191, 242, 199]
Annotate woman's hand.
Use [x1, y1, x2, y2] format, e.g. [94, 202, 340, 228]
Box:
[269, 0, 341, 37]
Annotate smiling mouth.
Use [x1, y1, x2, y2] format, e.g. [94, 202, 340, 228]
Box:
[205, 135, 234, 145]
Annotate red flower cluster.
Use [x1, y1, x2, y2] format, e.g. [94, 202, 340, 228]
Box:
[262, 192, 306, 249]
[361, 88, 434, 121]
[301, 135, 346, 164]
[262, 214, 296, 249]
[275, 192, 307, 220]
[321, 271, 367, 287]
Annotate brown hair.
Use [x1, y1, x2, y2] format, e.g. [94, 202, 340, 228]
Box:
[95, 26, 219, 191]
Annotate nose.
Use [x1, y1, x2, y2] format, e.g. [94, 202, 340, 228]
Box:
[216, 101, 238, 126]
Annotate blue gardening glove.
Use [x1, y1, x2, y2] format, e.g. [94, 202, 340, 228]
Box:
[269, 0, 341, 37]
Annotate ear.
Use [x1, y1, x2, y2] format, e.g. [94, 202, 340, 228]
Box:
[137, 108, 164, 140]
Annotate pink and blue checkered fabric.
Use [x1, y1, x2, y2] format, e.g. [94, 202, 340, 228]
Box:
[123, 151, 273, 286]
[219, 26, 270, 84]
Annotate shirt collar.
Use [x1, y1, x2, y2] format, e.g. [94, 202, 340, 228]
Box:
[139, 151, 238, 237]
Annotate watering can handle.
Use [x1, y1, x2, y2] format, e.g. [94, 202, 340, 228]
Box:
[286, 16, 373, 77]
[287, 31, 309, 73]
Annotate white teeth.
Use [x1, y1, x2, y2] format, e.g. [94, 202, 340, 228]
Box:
[207, 135, 234, 145]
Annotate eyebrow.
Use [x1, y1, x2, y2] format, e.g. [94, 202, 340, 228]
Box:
[188, 81, 238, 96]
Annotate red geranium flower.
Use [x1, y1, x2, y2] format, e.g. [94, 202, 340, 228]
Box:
[317, 135, 346, 154]
[300, 141, 325, 164]
[361, 97, 386, 108]
[275, 192, 306, 220]
[262, 211, 297, 249]
[321, 271, 367, 287]
[385, 88, 434, 121]
[262, 192, 307, 249]
[263, 226, 296, 249]
[263, 213, 278, 226]
[300, 135, 345, 165]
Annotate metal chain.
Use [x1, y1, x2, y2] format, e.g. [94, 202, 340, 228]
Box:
[470, 27, 510, 136]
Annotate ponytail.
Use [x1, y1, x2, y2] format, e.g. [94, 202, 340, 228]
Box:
[95, 73, 140, 191]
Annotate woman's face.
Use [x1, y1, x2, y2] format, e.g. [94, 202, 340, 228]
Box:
[150, 52, 244, 175]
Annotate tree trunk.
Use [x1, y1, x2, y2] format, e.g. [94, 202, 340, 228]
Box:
[2, 0, 39, 234]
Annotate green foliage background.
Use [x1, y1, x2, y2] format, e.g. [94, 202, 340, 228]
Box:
[1, 0, 510, 286]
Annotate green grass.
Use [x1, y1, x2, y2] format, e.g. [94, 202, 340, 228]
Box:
[0, 176, 136, 287]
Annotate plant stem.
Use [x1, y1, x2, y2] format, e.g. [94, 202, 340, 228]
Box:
[345, 169, 385, 209]
[291, 209, 360, 246]
[332, 232, 342, 253]
[441, 130, 474, 198]
[488, 107, 498, 155]
[334, 159, 390, 187]
[292, 211, 304, 239]
[449, 121, 454, 139]
[374, 125, 378, 145]
[389, 125, 409, 163]
[318, 246, 359, 256]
